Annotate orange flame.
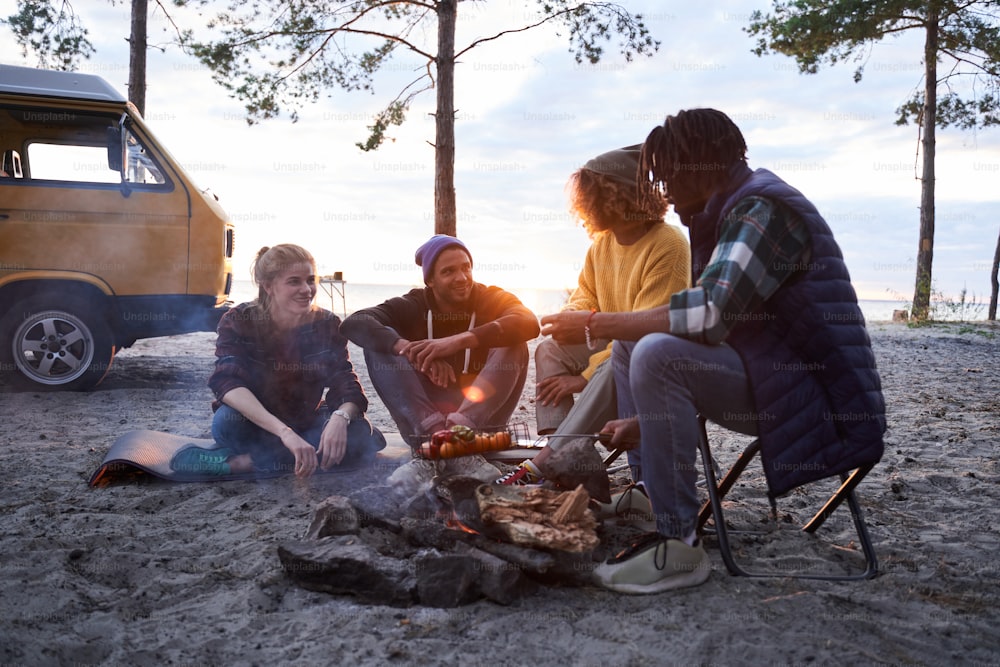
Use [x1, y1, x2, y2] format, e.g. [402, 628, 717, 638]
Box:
[445, 514, 481, 535]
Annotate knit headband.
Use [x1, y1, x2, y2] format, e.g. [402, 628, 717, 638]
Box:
[582, 144, 642, 188]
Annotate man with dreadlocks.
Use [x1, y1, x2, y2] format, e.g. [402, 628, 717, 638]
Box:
[540, 108, 886, 594]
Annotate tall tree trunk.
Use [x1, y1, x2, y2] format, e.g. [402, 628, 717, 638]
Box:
[434, 0, 457, 237]
[912, 8, 938, 321]
[989, 226, 999, 321]
[128, 0, 148, 116]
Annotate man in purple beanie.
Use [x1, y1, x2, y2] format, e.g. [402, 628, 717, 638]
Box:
[341, 235, 540, 446]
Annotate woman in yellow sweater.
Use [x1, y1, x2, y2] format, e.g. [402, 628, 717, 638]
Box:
[498, 144, 691, 485]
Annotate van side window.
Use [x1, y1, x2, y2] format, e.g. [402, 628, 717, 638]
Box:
[28, 142, 121, 183]
[11, 108, 168, 187]
[28, 131, 167, 186]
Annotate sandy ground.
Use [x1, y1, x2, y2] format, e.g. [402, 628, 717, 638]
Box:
[1, 320, 999, 666]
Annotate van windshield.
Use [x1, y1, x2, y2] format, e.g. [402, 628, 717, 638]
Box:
[123, 126, 166, 184]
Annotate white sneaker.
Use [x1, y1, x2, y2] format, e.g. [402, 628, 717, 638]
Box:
[594, 482, 655, 528]
[593, 532, 710, 594]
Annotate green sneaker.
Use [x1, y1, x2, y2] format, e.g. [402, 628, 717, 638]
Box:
[170, 446, 234, 476]
[593, 532, 710, 594]
[594, 482, 654, 527]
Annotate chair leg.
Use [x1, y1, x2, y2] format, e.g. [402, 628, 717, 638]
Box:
[696, 436, 760, 532]
[803, 464, 874, 531]
[695, 417, 878, 581]
[696, 428, 750, 577]
[803, 465, 879, 579]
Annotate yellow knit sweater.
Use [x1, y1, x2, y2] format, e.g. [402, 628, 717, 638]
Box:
[564, 222, 691, 378]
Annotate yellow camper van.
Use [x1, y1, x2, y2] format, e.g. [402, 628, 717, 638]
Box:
[0, 65, 234, 390]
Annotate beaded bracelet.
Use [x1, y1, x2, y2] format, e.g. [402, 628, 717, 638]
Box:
[584, 309, 599, 351]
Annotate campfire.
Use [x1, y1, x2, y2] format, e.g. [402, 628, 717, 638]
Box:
[277, 452, 640, 608]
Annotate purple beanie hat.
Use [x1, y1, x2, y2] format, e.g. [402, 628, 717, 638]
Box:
[414, 234, 472, 283]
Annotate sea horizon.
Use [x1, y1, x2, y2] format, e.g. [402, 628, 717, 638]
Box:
[230, 279, 987, 323]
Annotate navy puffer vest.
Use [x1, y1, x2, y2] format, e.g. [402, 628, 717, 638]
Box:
[687, 166, 886, 496]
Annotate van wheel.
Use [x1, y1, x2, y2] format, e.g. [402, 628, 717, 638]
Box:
[1, 299, 115, 391]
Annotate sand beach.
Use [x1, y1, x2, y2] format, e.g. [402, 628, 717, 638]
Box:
[1, 320, 999, 666]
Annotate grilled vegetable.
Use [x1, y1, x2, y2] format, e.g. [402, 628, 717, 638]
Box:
[418, 429, 514, 459]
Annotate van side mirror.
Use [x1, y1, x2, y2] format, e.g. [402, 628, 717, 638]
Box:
[106, 126, 123, 172]
[108, 114, 131, 197]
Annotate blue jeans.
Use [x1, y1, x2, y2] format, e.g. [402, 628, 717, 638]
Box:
[211, 405, 386, 474]
[613, 334, 757, 539]
[364, 344, 529, 445]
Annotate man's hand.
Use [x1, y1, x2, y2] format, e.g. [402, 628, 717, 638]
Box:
[540, 311, 591, 345]
[398, 335, 469, 386]
[401, 336, 464, 371]
[536, 374, 587, 407]
[600, 417, 641, 450]
[423, 358, 457, 387]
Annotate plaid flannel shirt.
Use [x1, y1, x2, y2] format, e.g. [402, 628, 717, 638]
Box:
[669, 195, 811, 344]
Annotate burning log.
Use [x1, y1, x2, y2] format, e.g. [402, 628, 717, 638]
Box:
[475, 484, 600, 553]
[551, 484, 591, 524]
[431, 474, 489, 533]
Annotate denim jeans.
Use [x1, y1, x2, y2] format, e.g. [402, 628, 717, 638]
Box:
[613, 334, 757, 539]
[363, 344, 528, 445]
[211, 404, 386, 474]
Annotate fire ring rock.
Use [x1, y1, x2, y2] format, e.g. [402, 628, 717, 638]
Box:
[536, 436, 612, 503]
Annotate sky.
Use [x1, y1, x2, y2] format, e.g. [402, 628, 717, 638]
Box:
[2, 0, 998, 305]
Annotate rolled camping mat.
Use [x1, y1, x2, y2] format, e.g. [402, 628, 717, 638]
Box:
[88, 429, 410, 487]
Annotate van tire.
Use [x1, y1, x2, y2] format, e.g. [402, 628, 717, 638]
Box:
[0, 297, 116, 391]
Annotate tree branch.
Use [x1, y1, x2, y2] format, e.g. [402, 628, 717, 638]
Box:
[153, 0, 185, 41]
[456, 10, 572, 59]
[455, 2, 637, 60]
[938, 46, 997, 76]
[209, 0, 435, 62]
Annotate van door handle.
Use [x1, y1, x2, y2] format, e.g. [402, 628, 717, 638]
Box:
[0, 214, 9, 220]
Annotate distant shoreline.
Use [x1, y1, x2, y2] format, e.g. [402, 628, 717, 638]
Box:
[228, 279, 984, 323]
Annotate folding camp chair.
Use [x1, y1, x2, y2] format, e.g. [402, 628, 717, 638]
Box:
[695, 416, 878, 581]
